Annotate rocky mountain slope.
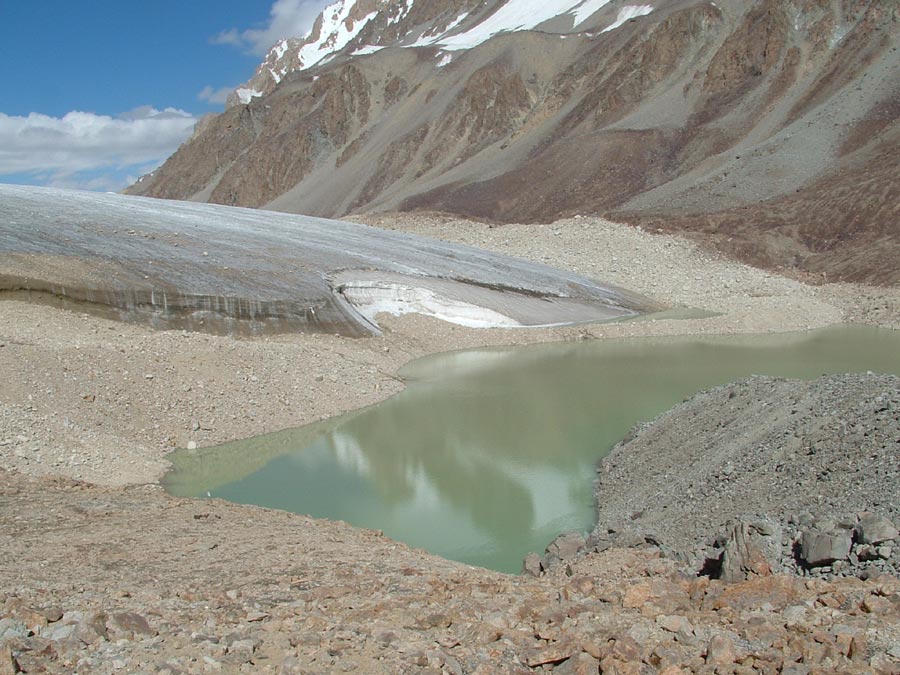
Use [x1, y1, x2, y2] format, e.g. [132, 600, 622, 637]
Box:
[127, 0, 899, 283]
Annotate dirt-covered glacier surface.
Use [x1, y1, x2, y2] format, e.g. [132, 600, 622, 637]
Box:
[0, 185, 654, 335]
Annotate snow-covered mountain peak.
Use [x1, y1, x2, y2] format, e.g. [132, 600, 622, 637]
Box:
[228, 0, 657, 106]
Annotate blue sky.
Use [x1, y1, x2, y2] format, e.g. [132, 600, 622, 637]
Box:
[0, 0, 330, 191]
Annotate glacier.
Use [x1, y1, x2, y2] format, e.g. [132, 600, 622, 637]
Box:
[0, 185, 656, 336]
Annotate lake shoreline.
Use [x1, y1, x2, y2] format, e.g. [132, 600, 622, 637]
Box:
[2, 213, 897, 488]
[2, 213, 899, 673]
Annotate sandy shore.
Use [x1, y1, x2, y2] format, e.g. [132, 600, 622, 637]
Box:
[2, 213, 897, 487]
[2, 214, 899, 674]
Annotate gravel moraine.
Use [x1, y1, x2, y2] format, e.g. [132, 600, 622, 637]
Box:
[588, 373, 900, 577]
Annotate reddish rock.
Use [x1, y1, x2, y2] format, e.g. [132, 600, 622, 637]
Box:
[706, 635, 737, 666]
[0, 647, 19, 675]
[710, 576, 801, 612]
[658, 667, 687, 675]
[525, 643, 573, 667]
[623, 584, 652, 610]
[656, 614, 693, 636]
[598, 657, 643, 675]
[109, 612, 156, 638]
[607, 636, 642, 663]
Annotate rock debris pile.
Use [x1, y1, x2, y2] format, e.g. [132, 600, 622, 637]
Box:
[584, 374, 900, 581]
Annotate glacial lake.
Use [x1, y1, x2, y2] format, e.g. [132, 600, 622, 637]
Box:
[165, 325, 900, 573]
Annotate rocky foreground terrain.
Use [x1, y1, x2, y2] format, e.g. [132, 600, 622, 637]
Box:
[2, 464, 900, 675]
[1, 213, 899, 673]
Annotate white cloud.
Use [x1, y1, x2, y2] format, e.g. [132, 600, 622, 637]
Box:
[0, 106, 197, 191]
[197, 85, 234, 105]
[214, 0, 331, 55]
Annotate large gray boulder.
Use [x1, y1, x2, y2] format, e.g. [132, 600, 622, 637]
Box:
[855, 513, 899, 545]
[718, 519, 782, 582]
[800, 531, 852, 567]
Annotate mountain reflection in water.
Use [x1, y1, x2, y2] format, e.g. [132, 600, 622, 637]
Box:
[165, 325, 900, 572]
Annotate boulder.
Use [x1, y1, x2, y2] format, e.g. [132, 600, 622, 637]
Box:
[521, 553, 542, 577]
[72, 612, 108, 645]
[540, 531, 586, 571]
[706, 635, 737, 666]
[855, 514, 899, 545]
[525, 643, 574, 667]
[555, 652, 601, 675]
[718, 519, 781, 582]
[800, 531, 852, 567]
[545, 531, 585, 561]
[0, 619, 28, 641]
[109, 612, 156, 638]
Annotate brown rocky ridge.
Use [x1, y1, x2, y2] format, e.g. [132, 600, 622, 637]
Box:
[128, 0, 900, 284]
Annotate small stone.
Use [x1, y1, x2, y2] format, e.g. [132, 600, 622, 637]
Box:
[0, 618, 30, 640]
[371, 629, 396, 646]
[289, 632, 321, 647]
[228, 639, 257, 663]
[658, 668, 688, 675]
[46, 623, 76, 641]
[187, 441, 197, 450]
[599, 657, 643, 675]
[782, 605, 807, 626]
[856, 544, 881, 561]
[622, 583, 651, 609]
[870, 652, 900, 673]
[608, 636, 641, 662]
[202, 655, 221, 671]
[279, 655, 305, 675]
[417, 612, 450, 629]
[441, 654, 463, 675]
[861, 594, 894, 614]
